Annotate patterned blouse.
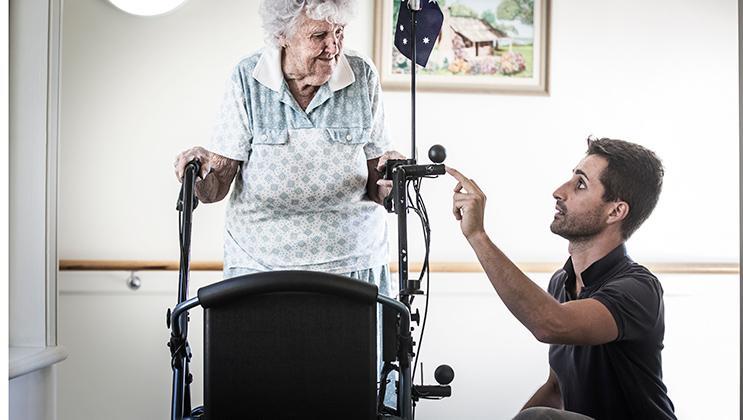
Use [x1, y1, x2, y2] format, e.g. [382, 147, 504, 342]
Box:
[210, 46, 391, 274]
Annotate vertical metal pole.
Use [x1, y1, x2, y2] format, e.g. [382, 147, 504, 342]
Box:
[394, 168, 410, 307]
[403, 4, 421, 417]
[171, 367, 185, 420]
[397, 298, 414, 419]
[410, 8, 417, 162]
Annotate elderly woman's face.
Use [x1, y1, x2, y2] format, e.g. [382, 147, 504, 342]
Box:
[283, 13, 345, 86]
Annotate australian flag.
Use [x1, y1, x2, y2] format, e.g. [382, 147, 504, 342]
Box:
[394, 0, 444, 68]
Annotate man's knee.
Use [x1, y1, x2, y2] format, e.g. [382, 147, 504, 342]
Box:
[512, 407, 593, 420]
[513, 407, 556, 420]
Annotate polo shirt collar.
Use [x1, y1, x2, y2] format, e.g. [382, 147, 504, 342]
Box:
[562, 243, 628, 296]
[252, 46, 355, 94]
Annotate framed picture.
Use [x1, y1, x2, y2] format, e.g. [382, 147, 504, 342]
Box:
[373, 0, 550, 94]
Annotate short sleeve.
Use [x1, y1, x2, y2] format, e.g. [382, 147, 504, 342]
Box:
[591, 275, 663, 342]
[363, 62, 391, 160]
[210, 67, 253, 161]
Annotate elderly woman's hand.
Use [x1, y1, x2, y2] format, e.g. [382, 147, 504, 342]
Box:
[174, 146, 213, 181]
[174, 146, 240, 203]
[374, 150, 407, 200]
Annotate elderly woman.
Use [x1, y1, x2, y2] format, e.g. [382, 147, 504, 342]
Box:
[175, 0, 399, 281]
[174, 0, 400, 395]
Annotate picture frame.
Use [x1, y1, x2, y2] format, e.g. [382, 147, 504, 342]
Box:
[373, 0, 550, 94]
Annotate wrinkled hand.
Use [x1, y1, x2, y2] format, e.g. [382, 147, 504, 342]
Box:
[173, 146, 213, 182]
[374, 150, 407, 198]
[447, 166, 487, 240]
[174, 146, 239, 203]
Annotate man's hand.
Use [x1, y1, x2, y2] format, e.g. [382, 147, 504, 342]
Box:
[447, 166, 487, 241]
[374, 150, 407, 199]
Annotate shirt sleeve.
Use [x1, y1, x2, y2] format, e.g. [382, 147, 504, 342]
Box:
[363, 62, 391, 160]
[591, 275, 663, 342]
[210, 66, 253, 162]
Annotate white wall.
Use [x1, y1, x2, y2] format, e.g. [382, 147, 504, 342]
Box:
[56, 0, 739, 419]
[59, 0, 739, 265]
[10, 369, 57, 420]
[10, 0, 63, 418]
[10, 0, 50, 351]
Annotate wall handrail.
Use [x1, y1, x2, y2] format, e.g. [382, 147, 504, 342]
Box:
[58, 260, 740, 275]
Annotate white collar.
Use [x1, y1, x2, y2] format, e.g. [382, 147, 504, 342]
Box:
[252, 46, 355, 93]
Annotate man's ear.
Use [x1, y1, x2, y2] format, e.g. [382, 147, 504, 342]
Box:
[607, 201, 629, 225]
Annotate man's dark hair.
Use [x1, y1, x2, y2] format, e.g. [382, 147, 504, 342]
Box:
[587, 137, 664, 239]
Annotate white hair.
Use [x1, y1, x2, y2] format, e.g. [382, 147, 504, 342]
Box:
[259, 0, 355, 47]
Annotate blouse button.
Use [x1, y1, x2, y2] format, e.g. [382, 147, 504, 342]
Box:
[346, 134, 352, 141]
[261, 134, 268, 141]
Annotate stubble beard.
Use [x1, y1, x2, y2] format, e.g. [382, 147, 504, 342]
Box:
[550, 207, 606, 243]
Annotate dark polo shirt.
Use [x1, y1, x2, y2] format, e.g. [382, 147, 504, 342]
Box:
[548, 244, 676, 420]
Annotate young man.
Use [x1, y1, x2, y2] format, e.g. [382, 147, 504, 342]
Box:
[447, 137, 675, 420]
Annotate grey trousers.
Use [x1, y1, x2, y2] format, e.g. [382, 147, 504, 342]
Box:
[513, 407, 595, 420]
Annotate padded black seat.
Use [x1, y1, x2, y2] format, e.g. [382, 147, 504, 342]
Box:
[200, 271, 378, 419]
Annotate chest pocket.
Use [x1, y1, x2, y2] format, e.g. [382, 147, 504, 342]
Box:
[252, 128, 289, 145]
[324, 128, 370, 145]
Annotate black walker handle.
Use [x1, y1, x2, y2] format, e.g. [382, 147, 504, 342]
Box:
[171, 159, 200, 420]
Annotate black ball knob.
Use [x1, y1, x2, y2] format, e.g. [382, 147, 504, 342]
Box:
[434, 364, 455, 385]
[428, 144, 447, 163]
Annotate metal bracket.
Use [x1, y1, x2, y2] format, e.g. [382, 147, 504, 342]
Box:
[127, 271, 142, 290]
